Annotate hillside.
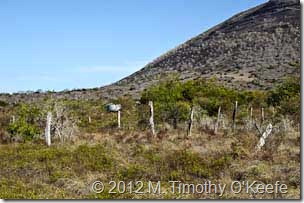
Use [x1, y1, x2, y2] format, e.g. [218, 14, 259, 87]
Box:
[104, 0, 300, 98]
[0, 0, 300, 103]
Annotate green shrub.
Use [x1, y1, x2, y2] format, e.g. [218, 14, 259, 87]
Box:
[7, 104, 42, 141]
[8, 122, 40, 141]
[0, 100, 8, 107]
[268, 77, 300, 122]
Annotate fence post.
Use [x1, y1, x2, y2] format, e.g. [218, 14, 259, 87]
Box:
[261, 107, 265, 125]
[271, 106, 275, 117]
[250, 106, 253, 129]
[214, 106, 221, 134]
[45, 112, 52, 147]
[256, 124, 272, 151]
[117, 110, 121, 129]
[232, 101, 238, 132]
[148, 101, 156, 137]
[187, 105, 194, 137]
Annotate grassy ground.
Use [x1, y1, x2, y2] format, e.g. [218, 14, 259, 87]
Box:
[0, 129, 300, 199]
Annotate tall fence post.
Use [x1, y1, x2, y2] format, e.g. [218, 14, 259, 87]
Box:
[45, 112, 52, 147]
[117, 110, 121, 129]
[187, 105, 194, 137]
[148, 101, 156, 137]
[214, 106, 221, 134]
[232, 101, 238, 132]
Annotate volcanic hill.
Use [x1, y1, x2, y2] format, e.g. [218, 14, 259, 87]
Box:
[102, 0, 300, 98]
[0, 0, 300, 103]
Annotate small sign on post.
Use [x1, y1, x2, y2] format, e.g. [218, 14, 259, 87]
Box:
[106, 103, 122, 129]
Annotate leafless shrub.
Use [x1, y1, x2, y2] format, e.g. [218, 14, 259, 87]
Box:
[52, 102, 79, 143]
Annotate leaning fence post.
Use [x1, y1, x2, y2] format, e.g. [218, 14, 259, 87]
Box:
[45, 112, 52, 147]
[187, 105, 194, 137]
[256, 124, 272, 151]
[214, 106, 221, 134]
[148, 101, 156, 137]
[232, 101, 238, 132]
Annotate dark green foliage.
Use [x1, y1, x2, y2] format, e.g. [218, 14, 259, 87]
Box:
[141, 78, 268, 120]
[8, 104, 42, 141]
[141, 78, 189, 127]
[268, 77, 300, 106]
[0, 100, 8, 107]
[138, 76, 300, 130]
[268, 77, 300, 122]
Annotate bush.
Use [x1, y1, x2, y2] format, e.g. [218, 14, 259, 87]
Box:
[7, 104, 42, 141]
[8, 122, 40, 141]
[268, 77, 300, 123]
[0, 100, 8, 107]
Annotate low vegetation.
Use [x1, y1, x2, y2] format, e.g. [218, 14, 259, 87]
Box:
[0, 76, 300, 199]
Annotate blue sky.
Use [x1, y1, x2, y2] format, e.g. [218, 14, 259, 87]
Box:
[0, 0, 267, 93]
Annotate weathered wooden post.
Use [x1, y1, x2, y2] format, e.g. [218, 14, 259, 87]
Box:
[232, 101, 238, 132]
[256, 124, 272, 151]
[45, 112, 52, 147]
[11, 115, 15, 124]
[261, 107, 265, 125]
[221, 113, 226, 130]
[214, 106, 221, 134]
[250, 106, 253, 129]
[117, 110, 121, 129]
[148, 101, 156, 137]
[271, 106, 275, 117]
[187, 105, 194, 137]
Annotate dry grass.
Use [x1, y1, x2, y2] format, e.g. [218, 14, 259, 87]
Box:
[0, 127, 300, 199]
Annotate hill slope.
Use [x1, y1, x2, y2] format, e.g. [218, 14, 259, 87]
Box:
[100, 0, 300, 98]
[0, 0, 300, 103]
